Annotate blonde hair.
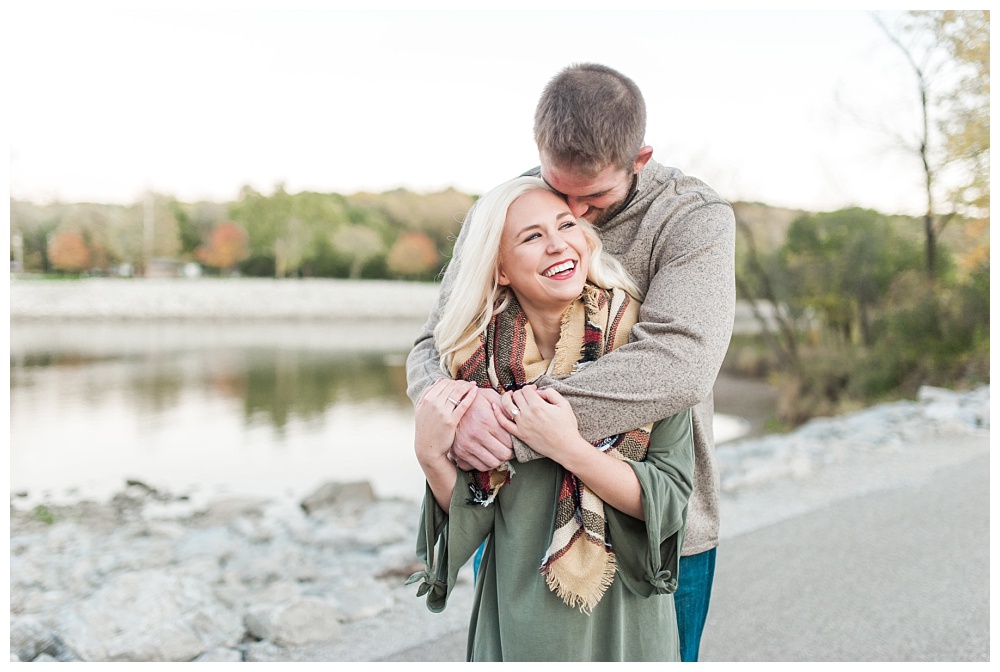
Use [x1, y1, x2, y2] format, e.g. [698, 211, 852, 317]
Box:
[436, 176, 642, 373]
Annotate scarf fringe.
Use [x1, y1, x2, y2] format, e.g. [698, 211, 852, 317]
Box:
[543, 548, 618, 615]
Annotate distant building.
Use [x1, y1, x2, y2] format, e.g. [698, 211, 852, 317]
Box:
[145, 258, 180, 278]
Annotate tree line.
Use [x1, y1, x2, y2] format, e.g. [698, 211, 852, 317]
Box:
[731, 202, 988, 424]
[11, 185, 476, 282]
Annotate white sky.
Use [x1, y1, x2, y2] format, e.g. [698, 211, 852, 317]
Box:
[9, 4, 935, 215]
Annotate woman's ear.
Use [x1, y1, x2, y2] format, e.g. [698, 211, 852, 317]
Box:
[497, 266, 511, 287]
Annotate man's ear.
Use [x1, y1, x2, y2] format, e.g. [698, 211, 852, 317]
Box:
[632, 145, 654, 174]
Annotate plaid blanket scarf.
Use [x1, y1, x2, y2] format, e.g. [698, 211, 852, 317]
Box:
[449, 283, 651, 612]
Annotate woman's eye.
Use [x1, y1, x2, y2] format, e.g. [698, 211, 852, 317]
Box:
[559, 220, 576, 229]
[523, 233, 541, 242]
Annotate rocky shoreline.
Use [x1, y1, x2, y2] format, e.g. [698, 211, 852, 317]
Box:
[10, 381, 989, 661]
[10, 481, 474, 662]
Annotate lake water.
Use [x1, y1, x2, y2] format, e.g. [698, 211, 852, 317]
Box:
[10, 319, 755, 506]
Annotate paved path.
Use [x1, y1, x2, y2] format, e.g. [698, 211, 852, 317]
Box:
[381, 438, 989, 662]
[701, 450, 990, 661]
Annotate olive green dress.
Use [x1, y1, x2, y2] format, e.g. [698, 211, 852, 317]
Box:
[410, 410, 694, 662]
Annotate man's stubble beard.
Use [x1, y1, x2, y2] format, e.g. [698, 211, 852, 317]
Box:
[587, 196, 627, 228]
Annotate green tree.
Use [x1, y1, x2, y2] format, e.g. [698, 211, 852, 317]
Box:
[230, 185, 357, 277]
[332, 224, 386, 279]
[779, 208, 925, 346]
[11, 200, 61, 272]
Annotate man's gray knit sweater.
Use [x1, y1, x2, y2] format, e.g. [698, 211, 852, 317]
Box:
[406, 159, 735, 556]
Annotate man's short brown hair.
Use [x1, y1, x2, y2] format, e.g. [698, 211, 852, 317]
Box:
[534, 63, 646, 175]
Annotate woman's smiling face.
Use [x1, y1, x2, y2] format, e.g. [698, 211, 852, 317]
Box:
[497, 189, 591, 315]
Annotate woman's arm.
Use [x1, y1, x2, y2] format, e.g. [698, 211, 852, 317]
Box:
[492, 385, 644, 519]
[414, 379, 478, 510]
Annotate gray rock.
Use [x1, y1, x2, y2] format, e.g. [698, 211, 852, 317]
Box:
[174, 527, 244, 565]
[193, 647, 244, 662]
[193, 495, 270, 527]
[243, 640, 284, 662]
[58, 570, 244, 661]
[918, 385, 957, 403]
[300, 481, 375, 515]
[245, 598, 342, 647]
[230, 515, 277, 543]
[224, 546, 321, 585]
[9, 616, 60, 661]
[243, 580, 303, 608]
[329, 577, 396, 622]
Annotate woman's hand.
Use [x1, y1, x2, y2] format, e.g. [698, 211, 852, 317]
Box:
[414, 379, 479, 469]
[492, 383, 645, 520]
[492, 385, 584, 463]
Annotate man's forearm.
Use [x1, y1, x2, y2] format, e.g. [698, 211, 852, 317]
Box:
[406, 318, 447, 404]
[540, 203, 736, 443]
[539, 325, 727, 443]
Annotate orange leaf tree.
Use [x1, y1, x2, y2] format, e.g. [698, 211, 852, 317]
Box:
[386, 231, 439, 279]
[48, 231, 90, 273]
[196, 221, 250, 272]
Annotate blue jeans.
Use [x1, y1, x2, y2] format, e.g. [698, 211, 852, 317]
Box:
[675, 548, 717, 662]
[473, 538, 486, 578]
[473, 543, 716, 661]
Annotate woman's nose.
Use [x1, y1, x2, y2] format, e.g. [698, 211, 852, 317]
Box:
[547, 235, 568, 254]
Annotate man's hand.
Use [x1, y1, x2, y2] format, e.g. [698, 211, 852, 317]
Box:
[450, 386, 514, 472]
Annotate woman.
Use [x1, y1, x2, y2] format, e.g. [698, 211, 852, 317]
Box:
[407, 176, 694, 661]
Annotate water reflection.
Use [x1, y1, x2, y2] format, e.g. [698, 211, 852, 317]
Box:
[239, 350, 410, 430]
[10, 321, 755, 506]
[11, 321, 420, 504]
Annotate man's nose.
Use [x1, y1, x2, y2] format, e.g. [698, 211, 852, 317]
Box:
[566, 198, 589, 218]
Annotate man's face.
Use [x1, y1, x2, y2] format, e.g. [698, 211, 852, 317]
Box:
[539, 158, 634, 228]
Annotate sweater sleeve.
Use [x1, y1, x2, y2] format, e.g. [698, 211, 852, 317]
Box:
[535, 199, 735, 443]
[408, 468, 495, 613]
[606, 409, 694, 597]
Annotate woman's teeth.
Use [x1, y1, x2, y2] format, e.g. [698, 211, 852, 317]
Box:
[543, 261, 574, 277]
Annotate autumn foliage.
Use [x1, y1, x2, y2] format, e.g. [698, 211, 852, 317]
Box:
[48, 231, 90, 273]
[196, 221, 250, 272]
[386, 231, 439, 278]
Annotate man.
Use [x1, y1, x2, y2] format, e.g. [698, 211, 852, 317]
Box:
[406, 63, 734, 661]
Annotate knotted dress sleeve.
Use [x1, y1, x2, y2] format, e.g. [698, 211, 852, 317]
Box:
[408, 467, 496, 613]
[606, 408, 695, 597]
